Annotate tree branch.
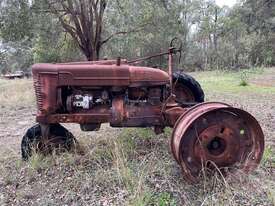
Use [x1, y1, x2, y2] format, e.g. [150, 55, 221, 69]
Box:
[101, 25, 146, 45]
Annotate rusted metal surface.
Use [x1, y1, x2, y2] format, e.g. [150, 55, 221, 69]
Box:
[129, 66, 169, 87]
[32, 63, 169, 116]
[28, 43, 265, 182]
[37, 108, 111, 124]
[32, 63, 130, 87]
[58, 59, 127, 65]
[171, 102, 265, 182]
[169, 47, 174, 94]
[164, 107, 187, 126]
[32, 64, 169, 88]
[111, 97, 125, 125]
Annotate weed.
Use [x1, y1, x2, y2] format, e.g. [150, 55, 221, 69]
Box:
[90, 140, 114, 164]
[27, 152, 53, 171]
[163, 127, 172, 137]
[262, 146, 275, 167]
[129, 190, 153, 206]
[111, 139, 135, 191]
[239, 79, 248, 86]
[153, 192, 177, 206]
[267, 187, 275, 205]
[117, 129, 137, 154]
[239, 71, 249, 86]
[3, 174, 16, 186]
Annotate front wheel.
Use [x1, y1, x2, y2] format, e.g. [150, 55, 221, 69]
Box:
[21, 123, 77, 160]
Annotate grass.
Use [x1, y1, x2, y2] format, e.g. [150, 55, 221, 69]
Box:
[262, 146, 275, 168]
[4, 129, 272, 205]
[239, 79, 249, 87]
[0, 68, 274, 205]
[0, 78, 35, 108]
[192, 67, 275, 95]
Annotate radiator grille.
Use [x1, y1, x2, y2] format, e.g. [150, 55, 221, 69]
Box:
[33, 76, 43, 112]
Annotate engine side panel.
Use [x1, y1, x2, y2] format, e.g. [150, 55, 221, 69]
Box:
[129, 66, 169, 87]
[58, 65, 130, 86]
[32, 63, 171, 126]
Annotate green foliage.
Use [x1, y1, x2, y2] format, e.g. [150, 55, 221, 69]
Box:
[152, 192, 177, 206]
[239, 71, 249, 86]
[0, 0, 33, 42]
[28, 153, 53, 171]
[32, 33, 83, 63]
[58, 34, 85, 62]
[0, 0, 275, 72]
[0, 0, 34, 72]
[33, 36, 61, 63]
[262, 146, 275, 168]
[239, 79, 248, 87]
[0, 41, 33, 72]
[131, 191, 177, 206]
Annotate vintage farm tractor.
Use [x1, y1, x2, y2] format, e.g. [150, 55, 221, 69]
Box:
[23, 39, 264, 182]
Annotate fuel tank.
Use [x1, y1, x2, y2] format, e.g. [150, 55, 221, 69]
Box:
[32, 62, 169, 87]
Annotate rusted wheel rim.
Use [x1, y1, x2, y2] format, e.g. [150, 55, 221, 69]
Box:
[174, 84, 196, 102]
[171, 103, 265, 182]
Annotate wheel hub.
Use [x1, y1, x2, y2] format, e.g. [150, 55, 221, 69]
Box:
[193, 124, 240, 167]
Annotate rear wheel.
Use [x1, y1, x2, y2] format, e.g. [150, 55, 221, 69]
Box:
[171, 102, 265, 183]
[173, 72, 204, 103]
[21, 123, 77, 160]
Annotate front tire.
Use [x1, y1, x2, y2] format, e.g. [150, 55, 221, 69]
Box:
[21, 124, 77, 160]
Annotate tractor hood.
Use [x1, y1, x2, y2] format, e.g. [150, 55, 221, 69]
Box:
[32, 62, 169, 87]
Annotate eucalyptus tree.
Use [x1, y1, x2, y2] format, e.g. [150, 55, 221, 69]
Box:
[0, 0, 33, 72]
[0, 0, 33, 42]
[239, 0, 275, 66]
[44, 0, 143, 61]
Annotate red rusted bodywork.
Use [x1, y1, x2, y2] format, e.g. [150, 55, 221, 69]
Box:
[32, 62, 171, 126]
[31, 59, 265, 183]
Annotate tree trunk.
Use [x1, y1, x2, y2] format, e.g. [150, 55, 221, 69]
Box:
[86, 53, 93, 61]
[83, 47, 100, 61]
[213, 7, 218, 53]
[46, 0, 106, 62]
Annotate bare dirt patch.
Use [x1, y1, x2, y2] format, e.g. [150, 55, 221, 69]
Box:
[250, 68, 275, 87]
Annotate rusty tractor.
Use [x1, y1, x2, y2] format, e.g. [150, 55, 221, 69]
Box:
[23, 40, 264, 182]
